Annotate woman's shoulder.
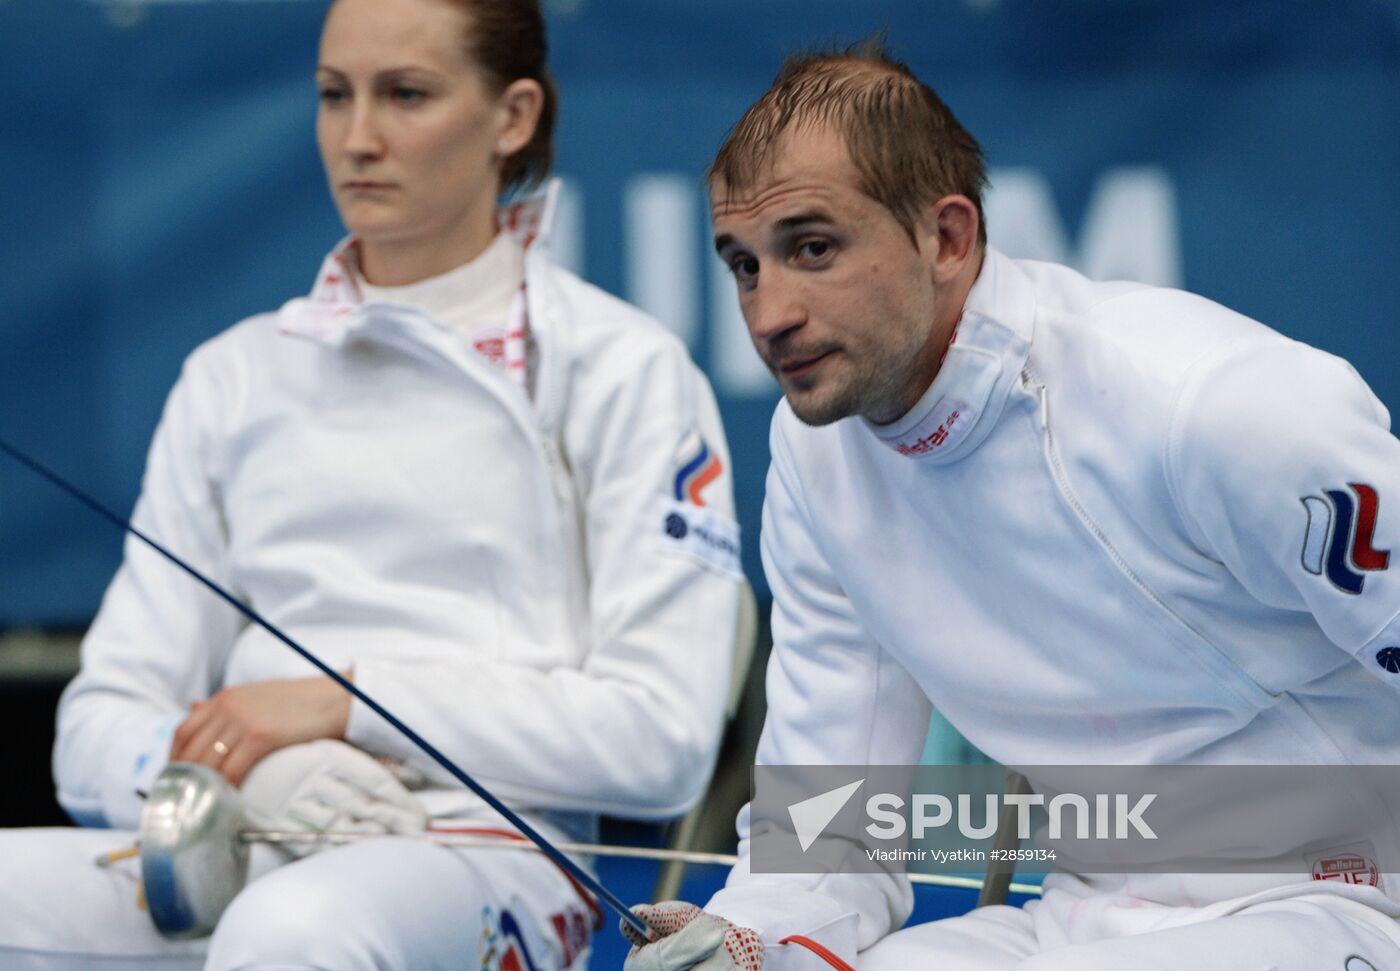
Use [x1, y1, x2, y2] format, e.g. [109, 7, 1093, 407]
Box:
[540, 262, 722, 450]
[539, 260, 694, 373]
[170, 309, 292, 413]
[182, 308, 294, 371]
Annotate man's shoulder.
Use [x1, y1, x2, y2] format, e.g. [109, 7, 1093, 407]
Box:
[1027, 263, 1288, 405]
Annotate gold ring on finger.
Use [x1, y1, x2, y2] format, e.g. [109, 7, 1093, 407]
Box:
[212, 739, 230, 757]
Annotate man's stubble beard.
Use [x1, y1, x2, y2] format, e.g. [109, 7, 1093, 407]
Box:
[781, 346, 927, 428]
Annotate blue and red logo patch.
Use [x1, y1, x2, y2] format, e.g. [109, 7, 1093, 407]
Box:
[479, 903, 594, 971]
[497, 911, 541, 971]
[674, 438, 723, 507]
[1300, 483, 1390, 594]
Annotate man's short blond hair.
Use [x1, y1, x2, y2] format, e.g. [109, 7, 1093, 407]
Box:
[709, 37, 988, 244]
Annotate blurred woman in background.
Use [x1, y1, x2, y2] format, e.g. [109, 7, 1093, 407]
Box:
[0, 0, 740, 967]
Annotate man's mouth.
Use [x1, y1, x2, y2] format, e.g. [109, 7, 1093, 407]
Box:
[776, 350, 835, 380]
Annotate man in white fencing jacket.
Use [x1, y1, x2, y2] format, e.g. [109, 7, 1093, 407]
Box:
[625, 39, 1400, 971]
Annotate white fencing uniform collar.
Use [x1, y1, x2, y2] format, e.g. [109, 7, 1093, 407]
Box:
[868, 247, 1035, 463]
[277, 180, 561, 350]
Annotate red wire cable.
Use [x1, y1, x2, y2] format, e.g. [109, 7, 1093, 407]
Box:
[779, 935, 856, 971]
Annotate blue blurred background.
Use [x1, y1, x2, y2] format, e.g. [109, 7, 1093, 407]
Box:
[0, 0, 1397, 825]
[2, 0, 1397, 624]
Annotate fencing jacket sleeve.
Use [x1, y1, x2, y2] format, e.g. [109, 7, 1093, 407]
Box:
[53, 354, 245, 829]
[1167, 336, 1400, 688]
[703, 407, 932, 969]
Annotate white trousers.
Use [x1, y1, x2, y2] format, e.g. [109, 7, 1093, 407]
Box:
[858, 882, 1400, 970]
[0, 827, 597, 971]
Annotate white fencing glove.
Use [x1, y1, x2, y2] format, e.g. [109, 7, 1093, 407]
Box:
[622, 902, 763, 971]
[240, 739, 427, 856]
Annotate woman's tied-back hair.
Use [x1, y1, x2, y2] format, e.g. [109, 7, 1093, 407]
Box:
[709, 36, 988, 244]
[456, 0, 557, 195]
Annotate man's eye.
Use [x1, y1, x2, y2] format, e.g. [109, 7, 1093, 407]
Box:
[797, 239, 833, 261]
[729, 256, 759, 281]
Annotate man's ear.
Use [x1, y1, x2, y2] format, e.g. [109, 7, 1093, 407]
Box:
[916, 195, 980, 284]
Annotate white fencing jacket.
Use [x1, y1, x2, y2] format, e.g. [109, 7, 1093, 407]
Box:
[54, 188, 742, 838]
[707, 248, 1400, 960]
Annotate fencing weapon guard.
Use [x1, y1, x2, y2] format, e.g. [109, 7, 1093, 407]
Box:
[139, 764, 251, 939]
[0, 436, 651, 939]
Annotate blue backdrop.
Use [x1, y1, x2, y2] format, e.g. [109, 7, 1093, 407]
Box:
[1, 0, 1397, 623]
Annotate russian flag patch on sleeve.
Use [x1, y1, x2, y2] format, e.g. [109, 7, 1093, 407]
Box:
[1300, 482, 1390, 595]
[674, 434, 724, 507]
[659, 431, 739, 576]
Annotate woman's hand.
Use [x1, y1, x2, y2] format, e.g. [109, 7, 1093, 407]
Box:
[170, 674, 354, 786]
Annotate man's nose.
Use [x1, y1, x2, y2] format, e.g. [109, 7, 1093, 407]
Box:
[745, 276, 807, 345]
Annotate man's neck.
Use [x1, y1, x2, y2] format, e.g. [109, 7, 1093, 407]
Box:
[891, 245, 987, 421]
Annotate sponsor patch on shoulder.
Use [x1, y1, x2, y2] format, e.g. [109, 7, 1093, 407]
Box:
[656, 498, 742, 579]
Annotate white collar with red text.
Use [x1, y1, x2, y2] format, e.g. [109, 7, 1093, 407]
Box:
[868, 248, 1036, 464]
